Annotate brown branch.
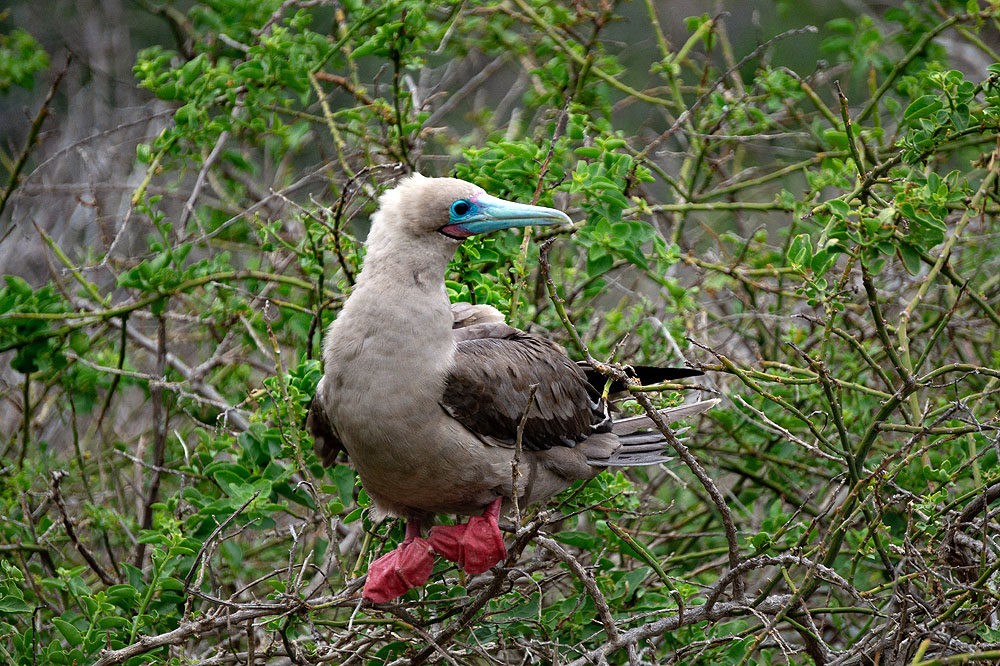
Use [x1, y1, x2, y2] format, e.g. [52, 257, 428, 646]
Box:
[133, 315, 169, 569]
[51, 471, 117, 586]
[538, 239, 743, 600]
[630, 390, 745, 600]
[535, 534, 620, 641]
[92, 596, 344, 666]
[183, 491, 262, 599]
[564, 594, 797, 666]
[313, 71, 394, 122]
[511, 383, 539, 524]
[0, 55, 70, 223]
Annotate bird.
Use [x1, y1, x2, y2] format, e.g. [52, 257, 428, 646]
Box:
[307, 173, 717, 602]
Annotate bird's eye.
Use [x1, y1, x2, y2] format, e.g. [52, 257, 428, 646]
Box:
[451, 200, 471, 217]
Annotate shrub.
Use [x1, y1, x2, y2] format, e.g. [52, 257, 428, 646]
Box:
[2, 2, 1000, 664]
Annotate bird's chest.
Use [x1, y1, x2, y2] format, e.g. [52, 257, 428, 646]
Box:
[323, 298, 453, 437]
[318, 277, 504, 513]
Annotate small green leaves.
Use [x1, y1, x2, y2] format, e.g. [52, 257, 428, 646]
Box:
[0, 27, 49, 91]
[787, 233, 813, 270]
[0, 277, 70, 374]
[823, 129, 850, 149]
[827, 198, 851, 218]
[51, 618, 83, 646]
[897, 242, 922, 274]
[750, 531, 772, 551]
[0, 561, 30, 614]
[3, 2, 1000, 665]
[587, 245, 614, 276]
[351, 21, 404, 59]
[903, 95, 943, 123]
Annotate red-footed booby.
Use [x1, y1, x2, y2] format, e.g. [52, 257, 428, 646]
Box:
[307, 174, 716, 602]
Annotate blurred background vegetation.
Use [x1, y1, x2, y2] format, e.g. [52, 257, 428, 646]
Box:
[2, 1, 1000, 664]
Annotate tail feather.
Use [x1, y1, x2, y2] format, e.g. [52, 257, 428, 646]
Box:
[600, 430, 677, 465]
[591, 399, 719, 467]
[615, 433, 668, 446]
[583, 364, 703, 394]
[612, 399, 719, 435]
[612, 441, 676, 454]
[598, 453, 672, 466]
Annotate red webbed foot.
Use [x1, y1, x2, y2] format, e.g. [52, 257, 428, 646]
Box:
[427, 498, 506, 575]
[363, 522, 435, 602]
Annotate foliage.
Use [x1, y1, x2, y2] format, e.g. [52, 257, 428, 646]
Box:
[0, 22, 48, 92]
[2, 1, 1000, 664]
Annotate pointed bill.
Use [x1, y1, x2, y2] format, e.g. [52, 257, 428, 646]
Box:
[440, 193, 571, 238]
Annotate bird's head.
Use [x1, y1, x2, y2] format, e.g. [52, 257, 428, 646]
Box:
[370, 174, 571, 246]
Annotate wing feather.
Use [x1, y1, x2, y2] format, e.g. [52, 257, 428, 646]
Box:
[442, 323, 608, 450]
[308, 377, 347, 466]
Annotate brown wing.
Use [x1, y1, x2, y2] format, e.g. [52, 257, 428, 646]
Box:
[452, 303, 703, 393]
[442, 323, 610, 451]
[307, 377, 346, 466]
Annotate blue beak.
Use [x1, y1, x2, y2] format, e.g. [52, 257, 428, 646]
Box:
[441, 193, 571, 239]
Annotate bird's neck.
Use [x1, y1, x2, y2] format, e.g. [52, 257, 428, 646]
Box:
[355, 231, 455, 294]
[327, 234, 456, 373]
[320, 233, 456, 437]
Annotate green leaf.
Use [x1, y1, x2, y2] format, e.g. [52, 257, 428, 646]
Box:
[553, 531, 599, 549]
[823, 129, 848, 149]
[614, 567, 651, 598]
[0, 596, 31, 613]
[329, 464, 357, 506]
[810, 249, 836, 277]
[827, 199, 850, 217]
[155, 81, 178, 100]
[586, 247, 614, 276]
[3, 275, 32, 297]
[234, 60, 266, 81]
[787, 234, 812, 270]
[106, 585, 138, 608]
[52, 618, 83, 646]
[97, 616, 130, 630]
[174, 103, 198, 125]
[904, 95, 944, 123]
[898, 243, 922, 274]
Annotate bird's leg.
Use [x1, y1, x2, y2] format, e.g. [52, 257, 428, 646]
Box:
[362, 519, 435, 602]
[427, 497, 507, 575]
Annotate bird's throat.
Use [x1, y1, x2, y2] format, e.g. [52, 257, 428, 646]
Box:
[438, 223, 474, 239]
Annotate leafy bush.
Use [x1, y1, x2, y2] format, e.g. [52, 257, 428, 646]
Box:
[2, 1, 1000, 664]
